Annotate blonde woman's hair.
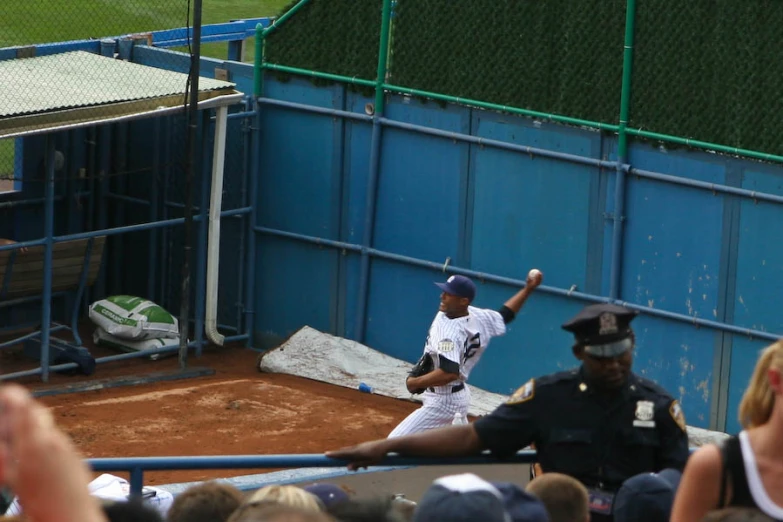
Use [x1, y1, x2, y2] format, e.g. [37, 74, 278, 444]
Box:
[738, 340, 783, 429]
[245, 485, 323, 513]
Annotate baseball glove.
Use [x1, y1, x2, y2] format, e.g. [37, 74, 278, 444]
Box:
[407, 353, 434, 395]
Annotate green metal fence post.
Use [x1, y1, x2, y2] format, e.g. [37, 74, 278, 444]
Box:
[355, 0, 394, 343]
[608, 0, 637, 300]
[253, 25, 265, 98]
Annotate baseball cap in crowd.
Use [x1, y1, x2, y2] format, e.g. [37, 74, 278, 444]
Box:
[413, 473, 548, 522]
[612, 468, 682, 522]
[561, 303, 639, 358]
[302, 483, 350, 508]
[434, 275, 476, 302]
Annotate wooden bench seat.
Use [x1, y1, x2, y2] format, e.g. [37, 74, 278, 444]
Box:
[0, 236, 106, 349]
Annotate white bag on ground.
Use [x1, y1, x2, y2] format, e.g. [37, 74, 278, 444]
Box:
[5, 473, 174, 517]
[93, 327, 179, 360]
[89, 295, 178, 341]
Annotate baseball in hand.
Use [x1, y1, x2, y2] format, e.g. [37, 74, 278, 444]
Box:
[527, 268, 543, 286]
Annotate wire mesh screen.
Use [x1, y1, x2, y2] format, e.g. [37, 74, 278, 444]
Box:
[391, 0, 626, 124]
[0, 0, 238, 142]
[265, 0, 383, 81]
[631, 1, 783, 156]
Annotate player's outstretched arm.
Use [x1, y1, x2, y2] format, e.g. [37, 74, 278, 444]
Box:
[325, 425, 482, 471]
[501, 269, 543, 318]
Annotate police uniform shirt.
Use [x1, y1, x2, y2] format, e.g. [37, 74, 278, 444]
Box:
[472, 367, 690, 492]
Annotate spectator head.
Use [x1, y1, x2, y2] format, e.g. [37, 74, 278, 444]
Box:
[99, 498, 164, 522]
[413, 473, 548, 522]
[228, 502, 336, 522]
[302, 483, 351, 509]
[739, 340, 783, 429]
[326, 496, 406, 522]
[166, 481, 244, 522]
[245, 485, 322, 513]
[613, 468, 682, 522]
[526, 472, 589, 522]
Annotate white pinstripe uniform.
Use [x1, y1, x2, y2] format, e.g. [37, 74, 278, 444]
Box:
[387, 305, 507, 438]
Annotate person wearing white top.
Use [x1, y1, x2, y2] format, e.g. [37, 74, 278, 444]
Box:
[671, 339, 783, 521]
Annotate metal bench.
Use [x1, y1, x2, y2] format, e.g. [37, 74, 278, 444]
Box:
[0, 236, 107, 350]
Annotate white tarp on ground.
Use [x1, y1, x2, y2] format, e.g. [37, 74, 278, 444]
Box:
[258, 326, 729, 447]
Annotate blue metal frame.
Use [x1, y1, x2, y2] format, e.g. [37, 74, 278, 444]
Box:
[40, 137, 56, 382]
[255, 225, 780, 343]
[69, 237, 96, 347]
[86, 448, 699, 497]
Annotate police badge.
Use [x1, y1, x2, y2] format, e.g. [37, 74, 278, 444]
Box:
[633, 400, 656, 428]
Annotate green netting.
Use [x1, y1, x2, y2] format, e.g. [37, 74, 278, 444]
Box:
[265, 0, 383, 81]
[391, 0, 626, 126]
[263, 0, 783, 159]
[631, 1, 783, 156]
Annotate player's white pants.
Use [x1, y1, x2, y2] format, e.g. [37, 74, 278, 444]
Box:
[387, 386, 471, 438]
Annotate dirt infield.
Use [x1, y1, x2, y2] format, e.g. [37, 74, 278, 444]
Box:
[5, 340, 422, 486]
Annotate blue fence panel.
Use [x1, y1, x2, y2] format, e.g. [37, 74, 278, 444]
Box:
[254, 79, 346, 346]
[363, 259, 441, 364]
[468, 113, 603, 292]
[617, 145, 730, 428]
[373, 99, 471, 263]
[630, 313, 719, 428]
[339, 91, 374, 339]
[724, 165, 783, 434]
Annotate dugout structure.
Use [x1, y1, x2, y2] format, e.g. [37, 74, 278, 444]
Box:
[0, 37, 251, 382]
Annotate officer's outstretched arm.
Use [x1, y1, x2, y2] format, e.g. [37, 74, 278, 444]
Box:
[326, 425, 482, 471]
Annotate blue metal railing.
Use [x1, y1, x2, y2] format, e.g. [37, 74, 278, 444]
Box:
[88, 449, 699, 498]
[89, 451, 539, 496]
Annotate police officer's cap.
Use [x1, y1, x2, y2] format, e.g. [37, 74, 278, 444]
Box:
[561, 303, 639, 358]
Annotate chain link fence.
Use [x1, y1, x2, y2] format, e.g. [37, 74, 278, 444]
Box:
[262, 0, 783, 159]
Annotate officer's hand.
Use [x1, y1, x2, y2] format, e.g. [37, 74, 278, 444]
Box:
[325, 439, 391, 471]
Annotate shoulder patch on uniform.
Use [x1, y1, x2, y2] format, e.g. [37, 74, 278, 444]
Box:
[669, 400, 687, 432]
[507, 379, 535, 405]
[437, 339, 455, 352]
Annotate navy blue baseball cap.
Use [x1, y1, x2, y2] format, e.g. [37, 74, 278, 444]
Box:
[613, 468, 682, 522]
[435, 275, 476, 301]
[413, 473, 548, 522]
[302, 483, 350, 507]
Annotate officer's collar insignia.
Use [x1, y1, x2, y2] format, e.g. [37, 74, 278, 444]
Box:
[598, 312, 619, 335]
[507, 379, 535, 405]
[633, 400, 656, 428]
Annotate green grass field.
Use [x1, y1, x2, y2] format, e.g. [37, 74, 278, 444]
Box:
[0, 0, 290, 183]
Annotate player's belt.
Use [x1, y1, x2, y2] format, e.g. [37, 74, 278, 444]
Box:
[427, 383, 465, 394]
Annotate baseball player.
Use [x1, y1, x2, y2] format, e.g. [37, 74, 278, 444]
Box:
[387, 269, 543, 438]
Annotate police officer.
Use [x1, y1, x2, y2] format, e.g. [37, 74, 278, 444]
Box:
[326, 303, 690, 522]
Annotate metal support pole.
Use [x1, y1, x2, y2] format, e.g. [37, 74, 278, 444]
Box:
[354, 0, 393, 343]
[40, 137, 56, 383]
[179, 0, 204, 369]
[148, 119, 161, 302]
[194, 110, 212, 356]
[609, 0, 637, 299]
